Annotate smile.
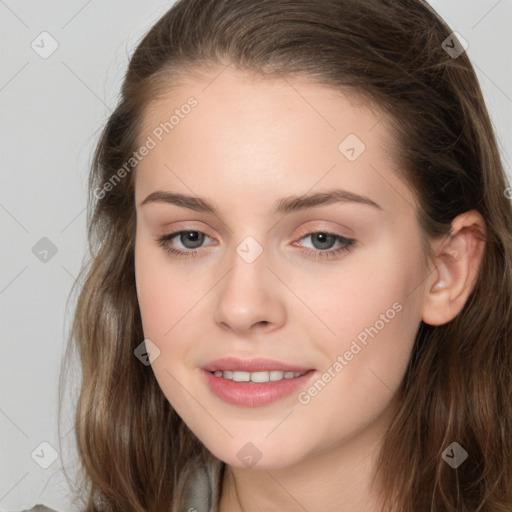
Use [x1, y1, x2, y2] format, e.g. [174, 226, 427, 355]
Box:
[202, 368, 316, 407]
[212, 370, 308, 382]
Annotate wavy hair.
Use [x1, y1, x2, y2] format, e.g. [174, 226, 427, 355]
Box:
[59, 0, 512, 510]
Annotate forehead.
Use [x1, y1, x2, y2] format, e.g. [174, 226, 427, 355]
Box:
[134, 66, 415, 218]
[139, 65, 387, 143]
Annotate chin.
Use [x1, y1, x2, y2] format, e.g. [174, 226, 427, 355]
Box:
[201, 436, 307, 470]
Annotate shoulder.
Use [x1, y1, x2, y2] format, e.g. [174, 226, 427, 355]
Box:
[12, 458, 224, 512]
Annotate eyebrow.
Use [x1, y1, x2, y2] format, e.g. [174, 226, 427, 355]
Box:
[140, 188, 383, 215]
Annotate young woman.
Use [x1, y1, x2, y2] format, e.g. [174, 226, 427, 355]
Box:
[49, 0, 512, 511]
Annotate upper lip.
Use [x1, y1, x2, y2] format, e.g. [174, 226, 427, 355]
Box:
[202, 357, 314, 373]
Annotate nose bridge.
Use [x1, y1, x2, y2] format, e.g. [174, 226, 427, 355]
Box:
[214, 235, 286, 333]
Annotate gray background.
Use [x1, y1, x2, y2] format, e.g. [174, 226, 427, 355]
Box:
[1, 0, 511, 510]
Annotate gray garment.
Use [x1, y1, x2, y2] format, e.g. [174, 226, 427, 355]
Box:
[16, 458, 224, 512]
[19, 507, 57, 512]
[179, 457, 224, 512]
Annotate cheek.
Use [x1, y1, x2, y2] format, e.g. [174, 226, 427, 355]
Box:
[289, 234, 424, 344]
[134, 241, 215, 408]
[293, 237, 424, 407]
[135, 240, 199, 340]
[134, 245, 198, 408]
[135, 259, 169, 339]
[290, 297, 420, 455]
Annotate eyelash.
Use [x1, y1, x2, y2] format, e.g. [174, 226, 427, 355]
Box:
[157, 230, 357, 261]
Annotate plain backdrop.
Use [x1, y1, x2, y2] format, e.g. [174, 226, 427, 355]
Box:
[1, 0, 511, 510]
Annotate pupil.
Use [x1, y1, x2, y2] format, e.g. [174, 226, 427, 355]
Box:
[313, 233, 334, 249]
[182, 231, 203, 248]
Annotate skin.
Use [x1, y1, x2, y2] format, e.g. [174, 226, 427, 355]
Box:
[133, 64, 486, 512]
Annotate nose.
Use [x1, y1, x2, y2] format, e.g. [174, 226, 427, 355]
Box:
[213, 247, 287, 336]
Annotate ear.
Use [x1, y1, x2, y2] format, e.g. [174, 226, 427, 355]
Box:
[421, 210, 487, 326]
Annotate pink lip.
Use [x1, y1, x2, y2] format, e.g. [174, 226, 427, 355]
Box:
[201, 368, 317, 408]
[201, 357, 313, 373]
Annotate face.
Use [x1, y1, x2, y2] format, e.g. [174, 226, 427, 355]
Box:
[134, 65, 428, 469]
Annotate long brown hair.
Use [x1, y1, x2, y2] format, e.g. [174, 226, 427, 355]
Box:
[59, 0, 512, 510]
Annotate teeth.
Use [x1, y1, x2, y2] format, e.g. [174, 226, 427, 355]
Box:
[233, 371, 250, 382]
[270, 371, 284, 381]
[212, 369, 308, 382]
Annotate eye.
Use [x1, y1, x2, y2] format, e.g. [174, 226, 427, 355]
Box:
[293, 231, 357, 260]
[157, 230, 213, 258]
[157, 229, 357, 261]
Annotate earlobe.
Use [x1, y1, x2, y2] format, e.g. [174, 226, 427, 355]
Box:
[421, 210, 486, 326]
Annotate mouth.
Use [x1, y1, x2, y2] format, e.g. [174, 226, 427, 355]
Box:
[200, 357, 317, 407]
[210, 369, 309, 382]
[201, 356, 314, 374]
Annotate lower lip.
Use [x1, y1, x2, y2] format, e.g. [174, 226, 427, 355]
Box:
[201, 369, 317, 407]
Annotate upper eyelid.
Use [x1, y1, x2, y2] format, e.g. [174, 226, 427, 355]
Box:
[293, 223, 352, 238]
[163, 219, 352, 238]
[160, 223, 215, 240]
